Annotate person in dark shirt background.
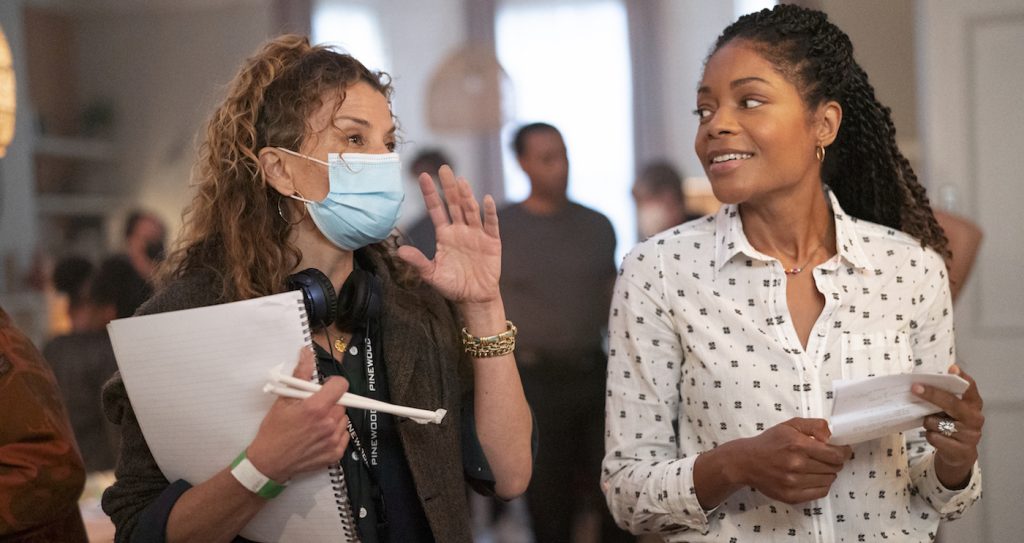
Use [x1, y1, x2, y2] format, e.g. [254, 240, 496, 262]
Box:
[499, 122, 631, 542]
[44, 257, 134, 473]
[402, 148, 453, 260]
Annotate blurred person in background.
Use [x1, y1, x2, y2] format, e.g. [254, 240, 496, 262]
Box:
[934, 210, 983, 302]
[1, 304, 88, 542]
[499, 122, 630, 542]
[632, 161, 702, 240]
[50, 256, 99, 333]
[86, 210, 167, 324]
[403, 148, 453, 260]
[121, 210, 167, 285]
[44, 257, 132, 473]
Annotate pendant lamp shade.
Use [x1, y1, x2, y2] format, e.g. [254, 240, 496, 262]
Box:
[0, 25, 15, 158]
[426, 43, 512, 133]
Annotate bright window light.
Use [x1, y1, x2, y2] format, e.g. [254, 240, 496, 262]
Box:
[312, 1, 390, 72]
[734, 0, 777, 20]
[497, 0, 635, 261]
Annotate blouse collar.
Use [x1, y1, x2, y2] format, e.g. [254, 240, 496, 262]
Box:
[712, 189, 873, 278]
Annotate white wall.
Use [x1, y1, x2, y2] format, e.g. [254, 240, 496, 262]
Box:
[917, 1, 1024, 540]
[74, 2, 275, 241]
[822, 0, 920, 165]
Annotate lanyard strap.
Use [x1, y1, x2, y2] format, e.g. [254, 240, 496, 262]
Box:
[323, 324, 388, 529]
[326, 326, 381, 476]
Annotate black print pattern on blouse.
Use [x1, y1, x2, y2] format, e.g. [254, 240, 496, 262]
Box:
[602, 193, 981, 542]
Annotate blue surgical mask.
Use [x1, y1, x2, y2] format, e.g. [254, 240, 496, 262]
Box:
[277, 148, 404, 250]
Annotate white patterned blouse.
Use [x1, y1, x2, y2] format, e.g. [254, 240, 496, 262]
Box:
[602, 192, 981, 542]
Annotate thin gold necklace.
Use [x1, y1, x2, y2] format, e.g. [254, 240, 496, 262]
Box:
[334, 337, 349, 353]
[783, 244, 824, 275]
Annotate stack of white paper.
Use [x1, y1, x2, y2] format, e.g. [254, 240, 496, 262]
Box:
[108, 291, 355, 542]
[829, 373, 969, 446]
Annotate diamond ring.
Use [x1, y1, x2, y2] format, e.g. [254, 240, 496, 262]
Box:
[937, 418, 957, 438]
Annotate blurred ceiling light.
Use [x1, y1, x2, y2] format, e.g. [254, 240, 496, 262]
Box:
[426, 43, 512, 133]
[0, 25, 14, 158]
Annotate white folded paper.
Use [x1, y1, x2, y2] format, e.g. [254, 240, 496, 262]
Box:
[829, 373, 969, 445]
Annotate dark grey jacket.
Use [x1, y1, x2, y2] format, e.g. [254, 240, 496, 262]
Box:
[101, 252, 475, 542]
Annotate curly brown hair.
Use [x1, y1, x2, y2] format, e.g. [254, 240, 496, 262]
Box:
[160, 35, 408, 301]
[712, 5, 950, 259]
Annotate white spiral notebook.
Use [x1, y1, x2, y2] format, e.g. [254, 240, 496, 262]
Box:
[108, 291, 359, 542]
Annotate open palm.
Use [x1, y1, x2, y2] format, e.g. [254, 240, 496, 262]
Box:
[397, 165, 502, 304]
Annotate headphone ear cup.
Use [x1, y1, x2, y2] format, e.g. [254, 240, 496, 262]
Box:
[336, 269, 383, 330]
[285, 268, 338, 330]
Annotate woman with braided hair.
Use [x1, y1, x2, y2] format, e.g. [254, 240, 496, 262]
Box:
[603, 5, 983, 541]
[101, 35, 533, 542]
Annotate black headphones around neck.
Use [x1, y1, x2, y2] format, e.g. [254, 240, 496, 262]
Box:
[286, 267, 382, 331]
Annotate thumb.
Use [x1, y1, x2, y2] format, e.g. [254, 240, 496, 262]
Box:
[786, 417, 833, 442]
[291, 347, 315, 380]
[396, 245, 434, 278]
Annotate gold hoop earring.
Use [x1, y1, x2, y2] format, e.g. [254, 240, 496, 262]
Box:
[815, 144, 826, 163]
[277, 196, 306, 226]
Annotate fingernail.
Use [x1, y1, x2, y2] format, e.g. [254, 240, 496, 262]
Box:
[949, 364, 961, 375]
[912, 384, 925, 395]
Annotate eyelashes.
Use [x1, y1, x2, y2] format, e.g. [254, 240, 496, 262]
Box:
[692, 97, 766, 123]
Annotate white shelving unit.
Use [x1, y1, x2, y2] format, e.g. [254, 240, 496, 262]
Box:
[0, 1, 125, 342]
[35, 135, 115, 161]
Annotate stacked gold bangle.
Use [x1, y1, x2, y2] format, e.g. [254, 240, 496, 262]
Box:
[461, 320, 517, 358]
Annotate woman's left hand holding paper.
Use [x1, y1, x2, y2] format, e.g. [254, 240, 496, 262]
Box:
[914, 364, 985, 489]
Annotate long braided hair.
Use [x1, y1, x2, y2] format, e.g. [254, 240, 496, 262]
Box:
[711, 4, 949, 258]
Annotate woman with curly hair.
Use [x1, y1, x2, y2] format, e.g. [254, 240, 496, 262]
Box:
[603, 5, 983, 541]
[101, 35, 532, 542]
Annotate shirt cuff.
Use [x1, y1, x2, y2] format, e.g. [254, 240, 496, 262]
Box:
[913, 451, 982, 520]
[655, 455, 714, 534]
[132, 479, 192, 542]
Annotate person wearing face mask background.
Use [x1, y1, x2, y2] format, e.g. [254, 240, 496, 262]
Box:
[631, 160, 703, 240]
[122, 210, 168, 282]
[93, 210, 168, 323]
[100, 35, 533, 543]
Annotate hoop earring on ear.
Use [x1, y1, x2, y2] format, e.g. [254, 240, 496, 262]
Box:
[277, 195, 307, 226]
[815, 144, 826, 163]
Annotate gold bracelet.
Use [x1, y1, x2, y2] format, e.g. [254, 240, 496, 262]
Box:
[461, 321, 517, 358]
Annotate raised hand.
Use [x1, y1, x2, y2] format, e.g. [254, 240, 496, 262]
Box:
[914, 364, 984, 489]
[246, 348, 350, 483]
[397, 165, 502, 305]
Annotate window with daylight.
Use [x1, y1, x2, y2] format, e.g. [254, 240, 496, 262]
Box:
[496, 0, 635, 262]
[734, 0, 778, 19]
[312, 0, 390, 72]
